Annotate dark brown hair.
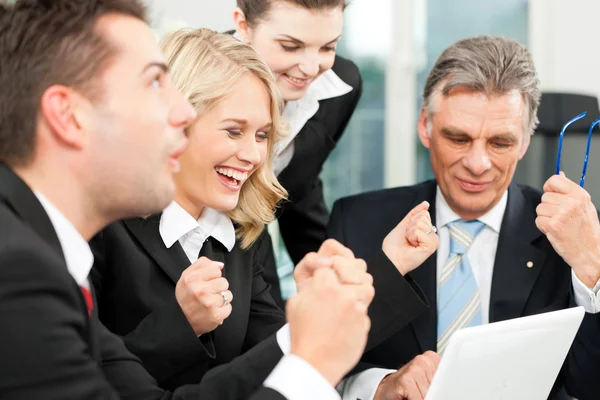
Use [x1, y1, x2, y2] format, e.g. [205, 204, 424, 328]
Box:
[237, 0, 348, 27]
[0, 0, 148, 167]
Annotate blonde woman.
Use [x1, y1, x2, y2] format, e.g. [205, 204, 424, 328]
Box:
[90, 29, 289, 390]
[89, 27, 433, 399]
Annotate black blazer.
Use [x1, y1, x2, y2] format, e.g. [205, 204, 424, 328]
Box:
[0, 164, 288, 400]
[90, 212, 431, 391]
[268, 55, 363, 306]
[327, 180, 600, 400]
[90, 218, 286, 390]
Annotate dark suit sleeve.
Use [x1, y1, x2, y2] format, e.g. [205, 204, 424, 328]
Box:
[89, 233, 216, 387]
[278, 178, 330, 267]
[327, 199, 429, 351]
[243, 230, 287, 351]
[248, 388, 288, 400]
[278, 60, 363, 267]
[120, 296, 216, 385]
[559, 295, 600, 400]
[0, 244, 174, 400]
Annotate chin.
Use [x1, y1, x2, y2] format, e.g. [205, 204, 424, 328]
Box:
[277, 84, 308, 102]
[212, 197, 240, 213]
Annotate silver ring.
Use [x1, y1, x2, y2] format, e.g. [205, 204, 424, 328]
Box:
[426, 226, 437, 235]
[220, 291, 228, 307]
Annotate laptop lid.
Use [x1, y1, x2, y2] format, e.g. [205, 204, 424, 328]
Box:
[426, 307, 585, 400]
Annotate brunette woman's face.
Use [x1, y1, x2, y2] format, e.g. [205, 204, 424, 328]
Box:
[237, 2, 344, 101]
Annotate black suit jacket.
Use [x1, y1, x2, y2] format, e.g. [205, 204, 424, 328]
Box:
[90, 218, 286, 390]
[0, 163, 288, 400]
[327, 180, 600, 400]
[90, 212, 431, 391]
[268, 55, 362, 306]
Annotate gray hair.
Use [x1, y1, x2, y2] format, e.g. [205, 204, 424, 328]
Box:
[423, 35, 540, 136]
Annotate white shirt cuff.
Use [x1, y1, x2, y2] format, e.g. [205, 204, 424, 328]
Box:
[276, 323, 291, 354]
[264, 354, 340, 400]
[337, 368, 395, 400]
[571, 270, 600, 313]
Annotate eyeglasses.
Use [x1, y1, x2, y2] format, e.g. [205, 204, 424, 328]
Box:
[555, 112, 600, 188]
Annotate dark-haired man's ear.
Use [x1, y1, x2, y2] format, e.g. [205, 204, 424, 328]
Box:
[39, 86, 90, 151]
[233, 7, 251, 44]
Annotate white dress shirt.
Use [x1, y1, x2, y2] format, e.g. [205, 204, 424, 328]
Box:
[160, 201, 340, 399]
[35, 192, 93, 289]
[159, 201, 236, 261]
[339, 186, 600, 400]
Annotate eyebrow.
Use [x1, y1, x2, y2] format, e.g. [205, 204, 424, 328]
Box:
[440, 127, 472, 138]
[277, 34, 342, 46]
[222, 118, 273, 130]
[141, 62, 169, 75]
[441, 127, 518, 142]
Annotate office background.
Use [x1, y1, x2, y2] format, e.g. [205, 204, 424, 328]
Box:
[146, 0, 600, 296]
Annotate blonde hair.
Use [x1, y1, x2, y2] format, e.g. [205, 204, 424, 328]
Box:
[161, 28, 288, 249]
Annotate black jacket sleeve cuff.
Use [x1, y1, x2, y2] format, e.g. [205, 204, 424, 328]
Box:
[365, 250, 430, 352]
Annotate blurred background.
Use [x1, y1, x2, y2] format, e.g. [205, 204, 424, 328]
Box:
[144, 0, 600, 297]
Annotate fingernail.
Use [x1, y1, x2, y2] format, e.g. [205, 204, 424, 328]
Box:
[213, 262, 224, 269]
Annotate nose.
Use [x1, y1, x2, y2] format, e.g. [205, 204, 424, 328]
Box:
[297, 51, 320, 78]
[169, 91, 197, 130]
[237, 135, 262, 166]
[462, 142, 492, 176]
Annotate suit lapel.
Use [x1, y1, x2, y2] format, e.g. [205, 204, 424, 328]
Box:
[123, 216, 191, 284]
[0, 164, 63, 258]
[408, 181, 438, 353]
[0, 164, 93, 326]
[489, 184, 546, 322]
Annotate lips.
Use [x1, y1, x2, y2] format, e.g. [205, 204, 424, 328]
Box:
[456, 178, 491, 193]
[167, 139, 188, 172]
[283, 73, 311, 89]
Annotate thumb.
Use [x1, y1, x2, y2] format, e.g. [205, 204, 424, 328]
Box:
[407, 201, 430, 218]
[397, 201, 430, 229]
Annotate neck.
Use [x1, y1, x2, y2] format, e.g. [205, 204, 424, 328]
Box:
[174, 190, 204, 221]
[14, 165, 107, 241]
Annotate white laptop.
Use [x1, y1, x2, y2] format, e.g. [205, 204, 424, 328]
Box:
[425, 307, 585, 400]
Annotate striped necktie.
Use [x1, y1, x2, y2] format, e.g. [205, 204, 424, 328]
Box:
[437, 219, 485, 354]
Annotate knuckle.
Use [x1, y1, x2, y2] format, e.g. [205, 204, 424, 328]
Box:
[322, 238, 337, 249]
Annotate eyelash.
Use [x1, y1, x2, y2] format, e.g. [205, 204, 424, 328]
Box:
[227, 130, 269, 141]
[226, 129, 242, 138]
[281, 44, 300, 52]
[450, 138, 469, 144]
[280, 45, 337, 52]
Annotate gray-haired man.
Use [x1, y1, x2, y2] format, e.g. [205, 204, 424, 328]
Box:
[329, 36, 600, 400]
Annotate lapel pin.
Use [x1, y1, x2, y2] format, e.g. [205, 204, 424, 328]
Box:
[526, 261, 534, 269]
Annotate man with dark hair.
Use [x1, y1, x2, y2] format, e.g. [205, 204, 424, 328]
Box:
[0, 1, 375, 399]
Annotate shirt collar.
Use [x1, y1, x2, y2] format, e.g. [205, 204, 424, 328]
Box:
[159, 201, 236, 252]
[34, 192, 94, 287]
[435, 186, 508, 233]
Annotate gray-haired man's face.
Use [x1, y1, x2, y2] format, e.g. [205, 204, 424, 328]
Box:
[417, 86, 530, 220]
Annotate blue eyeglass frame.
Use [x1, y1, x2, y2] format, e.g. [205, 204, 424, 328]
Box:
[555, 112, 600, 188]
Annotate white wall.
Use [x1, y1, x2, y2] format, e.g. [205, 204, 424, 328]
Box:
[529, 0, 600, 99]
[145, 0, 236, 35]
